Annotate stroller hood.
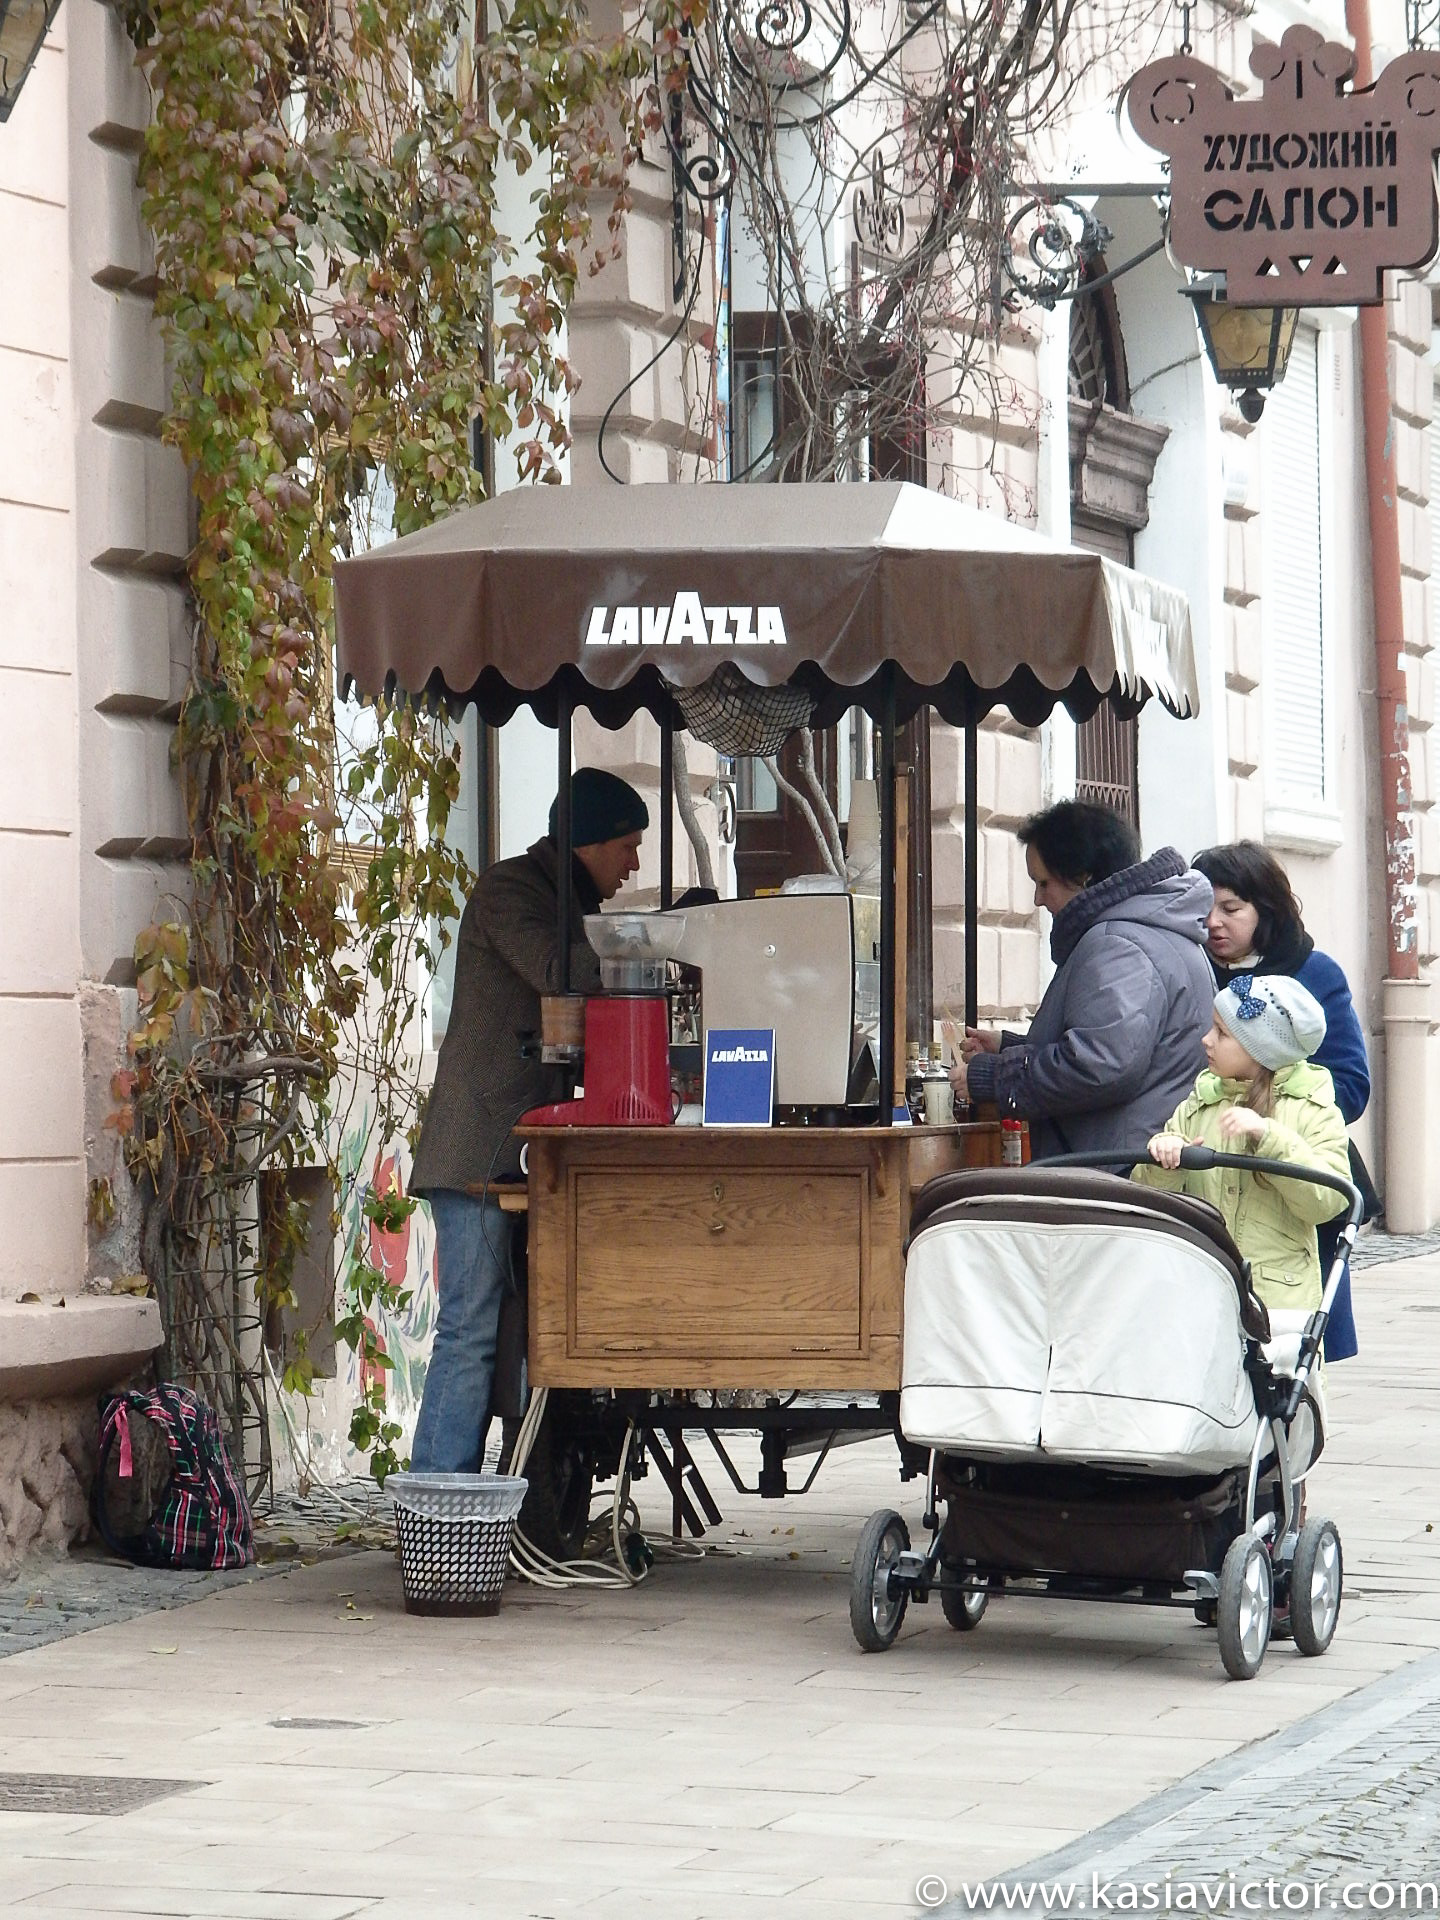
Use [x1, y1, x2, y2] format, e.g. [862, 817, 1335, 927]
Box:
[908, 1168, 1269, 1342]
[901, 1170, 1272, 1476]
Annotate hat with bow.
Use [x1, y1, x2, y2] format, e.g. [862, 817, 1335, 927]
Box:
[1214, 973, 1327, 1071]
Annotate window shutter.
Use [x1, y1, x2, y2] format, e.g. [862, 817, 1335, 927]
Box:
[1263, 329, 1325, 804]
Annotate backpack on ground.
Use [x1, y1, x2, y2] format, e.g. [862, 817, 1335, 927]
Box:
[94, 1383, 255, 1570]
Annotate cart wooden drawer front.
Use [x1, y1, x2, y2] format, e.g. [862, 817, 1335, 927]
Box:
[570, 1170, 866, 1357]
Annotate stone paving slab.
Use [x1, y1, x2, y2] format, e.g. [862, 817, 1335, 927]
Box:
[0, 1256, 1434, 1917]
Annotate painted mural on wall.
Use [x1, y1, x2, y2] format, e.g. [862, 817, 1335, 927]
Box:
[336, 1115, 438, 1428]
[264, 1110, 441, 1487]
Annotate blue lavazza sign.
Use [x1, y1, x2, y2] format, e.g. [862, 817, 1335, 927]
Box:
[703, 1029, 776, 1128]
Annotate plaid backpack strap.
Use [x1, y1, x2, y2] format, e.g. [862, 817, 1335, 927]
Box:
[194, 1399, 255, 1569]
[147, 1384, 217, 1570]
[92, 1391, 164, 1566]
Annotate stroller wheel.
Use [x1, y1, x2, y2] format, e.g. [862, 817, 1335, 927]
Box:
[1290, 1517, 1343, 1656]
[940, 1575, 989, 1632]
[1193, 1599, 1217, 1629]
[1217, 1535, 1273, 1680]
[850, 1509, 911, 1652]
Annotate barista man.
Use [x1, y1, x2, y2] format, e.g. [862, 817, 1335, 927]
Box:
[409, 768, 649, 1472]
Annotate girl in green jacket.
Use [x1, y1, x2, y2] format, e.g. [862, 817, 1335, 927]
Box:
[1133, 974, 1351, 1313]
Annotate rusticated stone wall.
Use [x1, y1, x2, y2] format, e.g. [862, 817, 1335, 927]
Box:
[68, 1, 191, 1288]
[0, 1399, 94, 1571]
[0, 3, 168, 1563]
[0, 12, 86, 1311]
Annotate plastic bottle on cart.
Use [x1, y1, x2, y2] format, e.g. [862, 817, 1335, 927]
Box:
[1001, 1117, 1025, 1166]
[904, 1043, 924, 1122]
[921, 1041, 952, 1127]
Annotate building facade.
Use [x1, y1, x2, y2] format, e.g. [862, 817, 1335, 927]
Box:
[1, 0, 1437, 1558]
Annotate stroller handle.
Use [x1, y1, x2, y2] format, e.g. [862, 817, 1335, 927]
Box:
[1037, 1146, 1363, 1230]
[1037, 1147, 1363, 1419]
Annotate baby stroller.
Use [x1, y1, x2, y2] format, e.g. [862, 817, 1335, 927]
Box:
[851, 1147, 1363, 1680]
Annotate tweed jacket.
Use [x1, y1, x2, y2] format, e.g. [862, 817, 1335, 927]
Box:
[410, 838, 603, 1193]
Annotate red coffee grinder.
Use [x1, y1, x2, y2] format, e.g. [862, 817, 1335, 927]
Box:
[521, 913, 687, 1127]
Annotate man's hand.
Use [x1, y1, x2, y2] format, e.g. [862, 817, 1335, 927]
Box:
[1219, 1106, 1266, 1143]
[1147, 1133, 1189, 1169]
[948, 1058, 969, 1103]
[961, 1026, 1001, 1060]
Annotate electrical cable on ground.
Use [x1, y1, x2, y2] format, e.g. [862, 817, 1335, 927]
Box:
[503, 1387, 645, 1586]
[503, 1388, 707, 1586]
[261, 1347, 387, 1524]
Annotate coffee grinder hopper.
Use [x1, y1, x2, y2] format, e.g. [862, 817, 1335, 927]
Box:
[584, 912, 689, 992]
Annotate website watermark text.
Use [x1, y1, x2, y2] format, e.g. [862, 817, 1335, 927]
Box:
[914, 1877, 1440, 1914]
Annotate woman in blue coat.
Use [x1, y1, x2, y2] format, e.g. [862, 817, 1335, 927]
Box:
[1192, 841, 1372, 1359]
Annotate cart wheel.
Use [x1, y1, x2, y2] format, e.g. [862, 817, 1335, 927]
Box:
[850, 1510, 911, 1653]
[1290, 1517, 1343, 1657]
[940, 1575, 989, 1632]
[1217, 1535, 1273, 1681]
[1192, 1599, 1217, 1629]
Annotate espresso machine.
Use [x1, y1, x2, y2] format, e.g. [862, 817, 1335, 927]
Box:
[521, 893, 858, 1127]
[662, 893, 855, 1110]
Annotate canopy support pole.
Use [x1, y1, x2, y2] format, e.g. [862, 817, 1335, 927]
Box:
[964, 698, 979, 1032]
[659, 709, 674, 910]
[557, 691, 573, 992]
[879, 669, 897, 1127]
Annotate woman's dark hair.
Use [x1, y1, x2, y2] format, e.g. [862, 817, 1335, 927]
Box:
[1016, 801, 1141, 887]
[1191, 840, 1306, 956]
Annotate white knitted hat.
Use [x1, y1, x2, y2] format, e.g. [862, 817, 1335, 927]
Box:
[1214, 973, 1327, 1071]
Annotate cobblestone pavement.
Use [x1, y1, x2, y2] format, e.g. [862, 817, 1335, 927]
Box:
[970, 1651, 1440, 1914]
[1352, 1226, 1440, 1270]
[0, 1482, 393, 1658]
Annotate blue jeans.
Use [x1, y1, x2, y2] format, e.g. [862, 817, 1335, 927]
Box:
[410, 1193, 515, 1473]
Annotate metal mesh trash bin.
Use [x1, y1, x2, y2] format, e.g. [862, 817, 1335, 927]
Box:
[388, 1472, 528, 1617]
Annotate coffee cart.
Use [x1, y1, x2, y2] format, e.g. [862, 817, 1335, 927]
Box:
[335, 481, 1197, 1551]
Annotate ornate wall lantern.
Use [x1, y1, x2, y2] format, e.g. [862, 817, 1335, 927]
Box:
[0, 0, 61, 123]
[1184, 275, 1298, 422]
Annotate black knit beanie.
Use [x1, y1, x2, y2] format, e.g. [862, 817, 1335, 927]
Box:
[549, 767, 650, 848]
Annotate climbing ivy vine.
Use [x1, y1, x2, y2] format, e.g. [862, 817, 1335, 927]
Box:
[115, 0, 694, 1484]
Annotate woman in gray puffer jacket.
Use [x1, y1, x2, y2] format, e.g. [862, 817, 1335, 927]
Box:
[954, 802, 1215, 1160]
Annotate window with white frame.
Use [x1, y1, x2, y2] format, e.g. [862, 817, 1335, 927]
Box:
[1262, 325, 1338, 846]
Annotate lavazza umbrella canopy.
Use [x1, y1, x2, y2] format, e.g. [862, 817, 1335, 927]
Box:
[334, 479, 1201, 1092]
[334, 481, 1198, 730]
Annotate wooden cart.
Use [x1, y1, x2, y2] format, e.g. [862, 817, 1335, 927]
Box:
[521, 1121, 1004, 1392]
[335, 481, 1199, 1545]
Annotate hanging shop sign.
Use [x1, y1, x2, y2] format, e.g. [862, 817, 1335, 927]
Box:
[1127, 24, 1440, 304]
[854, 146, 908, 258]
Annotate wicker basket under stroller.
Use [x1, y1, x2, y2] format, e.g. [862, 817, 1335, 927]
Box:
[850, 1148, 1361, 1680]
